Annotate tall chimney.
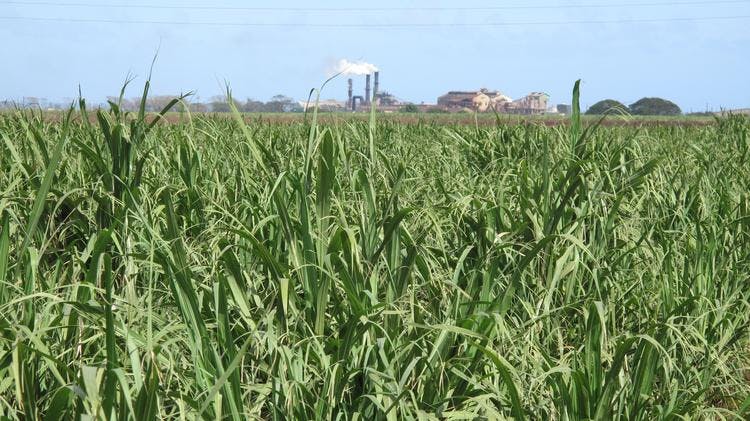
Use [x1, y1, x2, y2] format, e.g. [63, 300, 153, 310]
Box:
[373, 71, 380, 104]
[365, 74, 371, 105]
[347, 78, 353, 110]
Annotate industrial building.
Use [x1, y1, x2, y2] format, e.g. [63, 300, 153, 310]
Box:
[437, 89, 512, 112]
[346, 71, 404, 111]
[437, 89, 549, 114]
[505, 92, 550, 115]
[339, 71, 551, 114]
[347, 72, 378, 111]
[295, 71, 403, 112]
[298, 99, 348, 112]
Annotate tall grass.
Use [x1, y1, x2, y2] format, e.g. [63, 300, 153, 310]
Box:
[0, 81, 749, 419]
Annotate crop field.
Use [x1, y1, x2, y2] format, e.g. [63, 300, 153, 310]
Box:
[6, 109, 716, 128]
[0, 82, 749, 419]
[230, 113, 714, 128]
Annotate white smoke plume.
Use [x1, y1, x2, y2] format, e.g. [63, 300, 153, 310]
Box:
[332, 59, 379, 76]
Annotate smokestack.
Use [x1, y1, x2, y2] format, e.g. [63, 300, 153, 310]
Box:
[365, 74, 371, 105]
[347, 78, 353, 110]
[373, 71, 379, 104]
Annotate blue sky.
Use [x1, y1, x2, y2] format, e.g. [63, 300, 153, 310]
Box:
[1, 0, 749, 111]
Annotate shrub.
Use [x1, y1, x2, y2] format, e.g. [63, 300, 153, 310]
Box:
[400, 104, 419, 113]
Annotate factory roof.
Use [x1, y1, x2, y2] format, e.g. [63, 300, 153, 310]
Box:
[442, 89, 503, 96]
[298, 99, 347, 111]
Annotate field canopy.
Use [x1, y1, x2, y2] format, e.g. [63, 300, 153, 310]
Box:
[0, 84, 749, 419]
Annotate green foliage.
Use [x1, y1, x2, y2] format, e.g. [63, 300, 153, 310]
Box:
[585, 99, 628, 115]
[630, 97, 682, 115]
[400, 103, 419, 113]
[0, 82, 748, 419]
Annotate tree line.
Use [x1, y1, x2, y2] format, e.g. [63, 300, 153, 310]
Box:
[0, 95, 304, 113]
[586, 97, 682, 116]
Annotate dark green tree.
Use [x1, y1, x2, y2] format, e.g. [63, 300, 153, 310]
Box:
[585, 99, 628, 115]
[629, 97, 682, 116]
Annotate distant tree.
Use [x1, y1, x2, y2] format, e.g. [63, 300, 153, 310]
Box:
[426, 107, 448, 114]
[208, 95, 242, 113]
[400, 104, 419, 113]
[23, 97, 49, 109]
[105, 97, 137, 111]
[46, 101, 67, 110]
[686, 111, 714, 117]
[146, 96, 178, 112]
[629, 97, 682, 116]
[189, 102, 208, 113]
[585, 99, 628, 115]
[264, 95, 300, 112]
[210, 102, 231, 113]
[242, 99, 265, 113]
[123, 98, 140, 111]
